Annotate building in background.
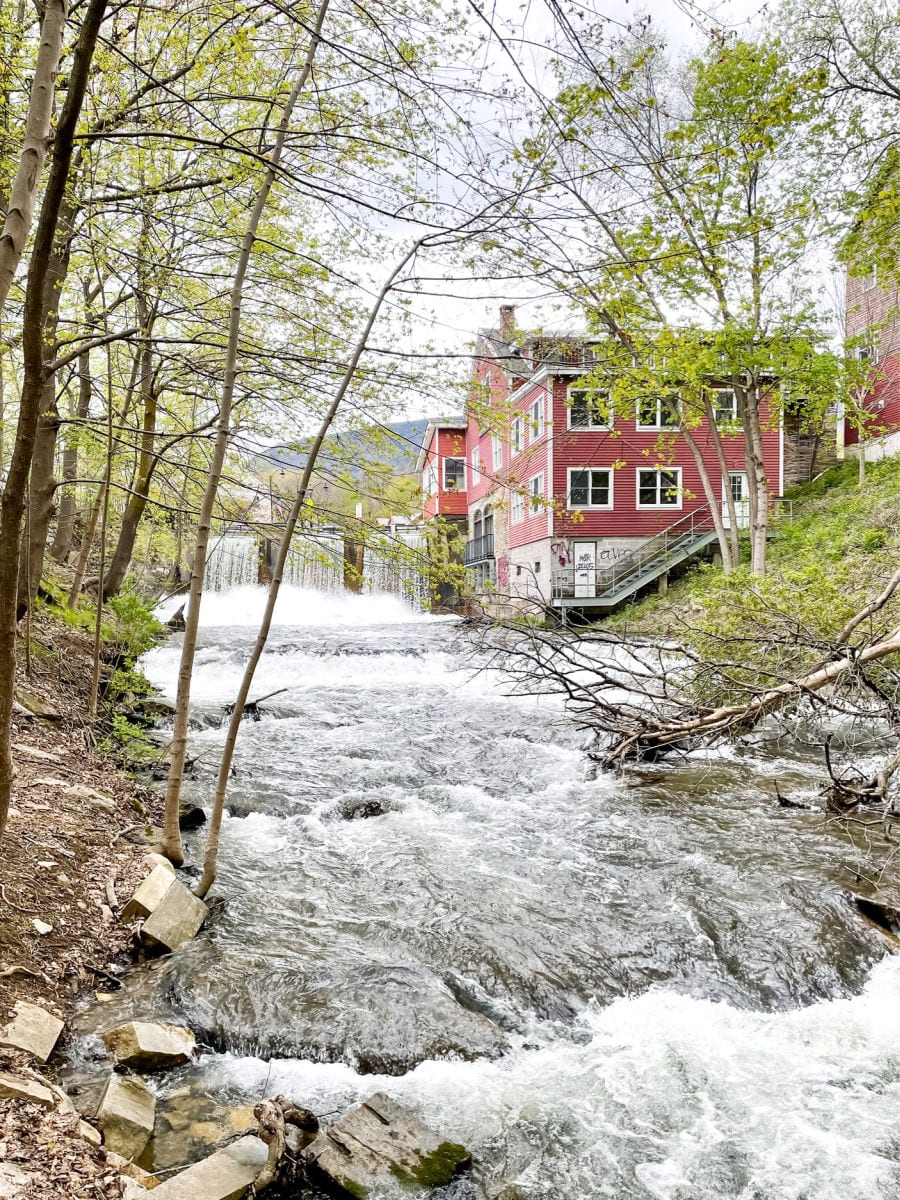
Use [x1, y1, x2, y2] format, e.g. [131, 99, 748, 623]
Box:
[841, 270, 900, 462]
[419, 308, 794, 616]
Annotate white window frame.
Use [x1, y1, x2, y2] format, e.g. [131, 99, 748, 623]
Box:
[636, 395, 679, 431]
[862, 267, 877, 292]
[443, 457, 466, 492]
[529, 473, 544, 516]
[636, 467, 682, 510]
[511, 416, 524, 456]
[857, 344, 878, 365]
[510, 489, 525, 524]
[567, 467, 613, 510]
[567, 383, 613, 430]
[492, 433, 503, 470]
[528, 395, 545, 441]
[710, 387, 740, 426]
[471, 445, 480, 482]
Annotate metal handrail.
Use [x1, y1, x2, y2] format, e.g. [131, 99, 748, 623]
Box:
[464, 533, 495, 564]
[551, 503, 718, 599]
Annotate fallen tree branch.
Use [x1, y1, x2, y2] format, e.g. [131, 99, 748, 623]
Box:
[253, 1096, 319, 1191]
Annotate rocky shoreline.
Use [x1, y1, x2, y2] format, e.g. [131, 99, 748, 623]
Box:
[0, 613, 472, 1198]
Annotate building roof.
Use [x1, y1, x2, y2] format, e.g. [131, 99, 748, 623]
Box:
[414, 417, 468, 474]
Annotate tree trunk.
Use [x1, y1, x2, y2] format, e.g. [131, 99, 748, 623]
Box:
[0, 0, 107, 843]
[103, 292, 156, 598]
[0, 0, 68, 316]
[197, 242, 419, 897]
[50, 346, 92, 561]
[741, 383, 769, 576]
[703, 397, 740, 567]
[68, 481, 104, 608]
[681, 421, 735, 572]
[161, 0, 331, 866]
[19, 193, 78, 615]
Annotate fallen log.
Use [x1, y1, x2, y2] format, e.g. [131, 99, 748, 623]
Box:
[253, 1096, 319, 1191]
[224, 687, 288, 722]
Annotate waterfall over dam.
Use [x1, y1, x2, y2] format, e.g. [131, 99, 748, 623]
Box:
[203, 526, 427, 606]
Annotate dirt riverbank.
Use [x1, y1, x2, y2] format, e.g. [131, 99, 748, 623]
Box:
[0, 611, 162, 1022]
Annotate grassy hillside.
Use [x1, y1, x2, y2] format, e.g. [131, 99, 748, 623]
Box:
[607, 456, 900, 649]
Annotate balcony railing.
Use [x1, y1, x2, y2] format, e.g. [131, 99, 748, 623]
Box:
[464, 533, 495, 564]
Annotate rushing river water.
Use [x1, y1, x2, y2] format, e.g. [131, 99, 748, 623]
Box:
[67, 586, 900, 1198]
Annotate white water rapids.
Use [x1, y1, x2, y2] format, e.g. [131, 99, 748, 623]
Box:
[70, 586, 900, 1198]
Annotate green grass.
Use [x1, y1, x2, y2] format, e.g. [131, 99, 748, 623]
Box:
[606, 455, 900, 648]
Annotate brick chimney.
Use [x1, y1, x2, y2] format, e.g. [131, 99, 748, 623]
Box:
[499, 305, 516, 342]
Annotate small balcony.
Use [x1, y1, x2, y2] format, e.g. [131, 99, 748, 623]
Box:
[464, 533, 494, 564]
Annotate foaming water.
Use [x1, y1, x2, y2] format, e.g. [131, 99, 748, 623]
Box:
[191, 954, 900, 1198]
[66, 586, 900, 1195]
[155, 584, 453, 629]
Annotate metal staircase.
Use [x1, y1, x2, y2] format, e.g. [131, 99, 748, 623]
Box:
[550, 505, 719, 612]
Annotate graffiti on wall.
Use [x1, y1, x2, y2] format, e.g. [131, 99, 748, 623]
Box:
[551, 539, 573, 567]
[497, 554, 509, 589]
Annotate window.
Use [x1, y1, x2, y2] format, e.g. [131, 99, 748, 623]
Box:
[568, 468, 613, 509]
[471, 446, 480, 482]
[637, 468, 681, 508]
[528, 396, 545, 441]
[568, 385, 612, 429]
[511, 490, 525, 523]
[862, 267, 877, 292]
[492, 433, 502, 469]
[710, 388, 740, 426]
[443, 457, 465, 492]
[637, 395, 679, 430]
[728, 472, 747, 504]
[529, 474, 544, 516]
[511, 417, 524, 455]
[857, 344, 878, 365]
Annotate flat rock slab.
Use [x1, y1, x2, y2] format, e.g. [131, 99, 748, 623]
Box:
[96, 1073, 156, 1162]
[0, 1071, 57, 1109]
[101, 1020, 196, 1071]
[0, 1162, 30, 1199]
[122, 864, 177, 923]
[140, 878, 207, 952]
[304, 1092, 471, 1197]
[150, 1135, 268, 1200]
[0, 1000, 64, 1062]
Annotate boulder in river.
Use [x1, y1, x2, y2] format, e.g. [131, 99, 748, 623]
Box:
[178, 805, 206, 831]
[0, 1000, 64, 1062]
[96, 1073, 156, 1161]
[148, 1134, 268, 1200]
[140, 878, 208, 953]
[339, 795, 388, 820]
[846, 891, 900, 940]
[101, 1020, 197, 1071]
[303, 1092, 471, 1196]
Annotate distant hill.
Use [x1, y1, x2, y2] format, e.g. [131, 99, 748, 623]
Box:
[251, 418, 431, 479]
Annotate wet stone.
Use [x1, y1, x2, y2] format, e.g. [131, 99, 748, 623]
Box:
[96, 1073, 156, 1161]
[304, 1092, 471, 1196]
[140, 879, 207, 952]
[149, 1134, 268, 1200]
[0, 1000, 64, 1062]
[101, 1020, 197, 1071]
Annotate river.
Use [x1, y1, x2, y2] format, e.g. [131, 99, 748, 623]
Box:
[67, 586, 900, 1198]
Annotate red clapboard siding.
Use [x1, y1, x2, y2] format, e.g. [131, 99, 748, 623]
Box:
[549, 376, 781, 541]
